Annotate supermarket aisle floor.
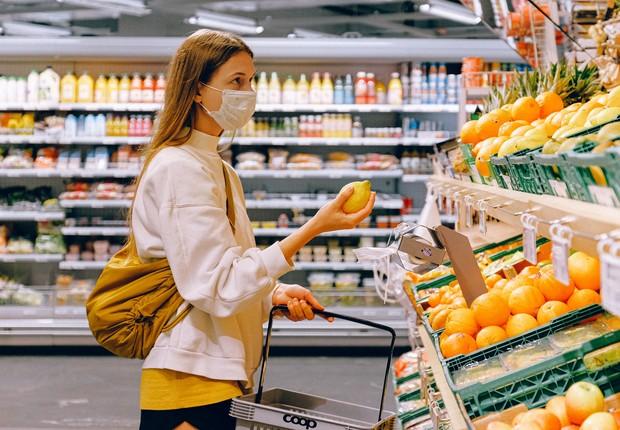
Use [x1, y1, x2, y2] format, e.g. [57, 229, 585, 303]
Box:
[0, 354, 396, 429]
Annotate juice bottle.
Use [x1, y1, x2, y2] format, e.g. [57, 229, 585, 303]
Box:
[106, 114, 114, 136]
[27, 70, 39, 104]
[296, 73, 309, 105]
[282, 75, 296, 105]
[387, 72, 403, 105]
[60, 71, 77, 103]
[344, 74, 354, 105]
[154, 73, 166, 104]
[366, 72, 376, 104]
[0, 76, 7, 104]
[142, 115, 152, 136]
[128, 115, 137, 137]
[334, 76, 344, 104]
[355, 72, 367, 104]
[309, 72, 322, 104]
[321, 72, 334, 105]
[39, 66, 60, 104]
[267, 72, 281, 104]
[120, 115, 129, 136]
[135, 116, 144, 136]
[77, 71, 94, 103]
[16, 77, 26, 104]
[106, 74, 119, 103]
[256, 72, 269, 104]
[119, 74, 131, 103]
[112, 115, 122, 136]
[130, 73, 142, 103]
[376, 80, 387, 104]
[94, 75, 107, 104]
[142, 73, 155, 103]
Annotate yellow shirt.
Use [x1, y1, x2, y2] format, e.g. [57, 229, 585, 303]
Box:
[140, 368, 242, 410]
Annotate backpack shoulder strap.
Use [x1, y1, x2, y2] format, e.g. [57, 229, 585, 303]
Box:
[222, 163, 236, 236]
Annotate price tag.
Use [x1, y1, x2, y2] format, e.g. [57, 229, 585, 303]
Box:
[550, 223, 572, 285]
[598, 239, 620, 316]
[549, 180, 569, 199]
[454, 198, 463, 230]
[521, 213, 538, 264]
[437, 191, 445, 212]
[588, 185, 620, 208]
[446, 194, 453, 216]
[470, 164, 482, 184]
[464, 196, 473, 228]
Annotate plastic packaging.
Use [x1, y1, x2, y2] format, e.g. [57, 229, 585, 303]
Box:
[268, 72, 281, 105]
[154, 73, 166, 104]
[256, 72, 269, 104]
[119, 74, 131, 103]
[129, 73, 142, 103]
[39, 66, 60, 104]
[296, 73, 309, 105]
[321, 72, 334, 104]
[309, 72, 322, 104]
[77, 72, 94, 103]
[94, 75, 107, 103]
[106, 74, 119, 103]
[27, 70, 39, 103]
[61, 71, 77, 103]
[142, 73, 154, 103]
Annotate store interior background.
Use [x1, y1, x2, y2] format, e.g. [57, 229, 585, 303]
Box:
[0, 0, 526, 428]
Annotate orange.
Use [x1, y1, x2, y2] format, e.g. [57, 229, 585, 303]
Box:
[452, 297, 467, 308]
[512, 96, 541, 122]
[428, 291, 442, 308]
[492, 107, 512, 125]
[568, 251, 601, 291]
[514, 412, 527, 426]
[509, 285, 545, 316]
[537, 301, 569, 325]
[499, 120, 529, 137]
[440, 332, 478, 358]
[476, 143, 498, 177]
[521, 409, 561, 430]
[567, 289, 601, 311]
[501, 277, 532, 302]
[506, 313, 539, 337]
[476, 325, 508, 348]
[431, 308, 452, 331]
[485, 274, 504, 289]
[471, 293, 511, 327]
[545, 396, 571, 427]
[513, 422, 544, 430]
[494, 278, 508, 290]
[520, 266, 540, 277]
[537, 242, 552, 262]
[535, 265, 575, 302]
[536, 91, 564, 118]
[460, 120, 480, 144]
[445, 308, 479, 337]
[487, 422, 513, 430]
[476, 112, 503, 140]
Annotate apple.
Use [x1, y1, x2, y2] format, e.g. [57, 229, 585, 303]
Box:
[546, 396, 571, 426]
[579, 412, 618, 430]
[487, 422, 512, 430]
[565, 381, 605, 424]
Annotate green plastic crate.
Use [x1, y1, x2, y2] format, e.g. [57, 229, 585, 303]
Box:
[457, 331, 620, 419]
[532, 152, 571, 198]
[555, 141, 599, 203]
[506, 149, 545, 194]
[399, 405, 430, 427]
[435, 304, 604, 366]
[460, 144, 486, 185]
[490, 155, 514, 190]
[565, 148, 620, 208]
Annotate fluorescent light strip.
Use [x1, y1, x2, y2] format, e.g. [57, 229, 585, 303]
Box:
[1, 20, 72, 36]
[419, 3, 481, 25]
[59, 0, 151, 17]
[187, 15, 264, 35]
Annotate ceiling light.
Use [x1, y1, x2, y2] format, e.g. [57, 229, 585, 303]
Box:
[1, 20, 72, 36]
[419, 2, 481, 25]
[293, 28, 336, 38]
[187, 11, 264, 35]
[59, 0, 151, 17]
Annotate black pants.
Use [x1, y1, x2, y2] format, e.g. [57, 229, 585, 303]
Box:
[139, 400, 236, 430]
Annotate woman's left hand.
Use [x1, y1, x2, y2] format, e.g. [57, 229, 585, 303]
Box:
[272, 283, 331, 322]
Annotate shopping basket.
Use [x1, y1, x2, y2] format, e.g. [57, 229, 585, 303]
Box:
[230, 305, 398, 430]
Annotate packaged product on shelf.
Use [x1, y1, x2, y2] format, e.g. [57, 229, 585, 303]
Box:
[452, 356, 506, 388]
[34, 222, 66, 254]
[267, 149, 288, 170]
[281, 75, 296, 105]
[256, 71, 269, 104]
[27, 70, 39, 104]
[388, 72, 403, 105]
[118, 73, 131, 103]
[325, 151, 355, 169]
[366, 73, 376, 104]
[308, 272, 334, 290]
[94, 182, 125, 200]
[38, 66, 60, 104]
[335, 273, 360, 290]
[55, 276, 94, 306]
[1, 148, 33, 169]
[15, 77, 26, 104]
[288, 153, 322, 170]
[142, 73, 154, 103]
[344, 73, 354, 104]
[268, 72, 281, 104]
[296, 73, 309, 105]
[0, 277, 45, 306]
[236, 151, 266, 170]
[77, 71, 94, 103]
[321, 72, 334, 104]
[309, 72, 322, 104]
[106, 74, 119, 103]
[129, 73, 143, 103]
[33, 147, 58, 169]
[0, 225, 7, 251]
[154, 73, 166, 104]
[334, 76, 344, 104]
[6, 237, 34, 254]
[94, 74, 107, 104]
[356, 153, 399, 170]
[355, 71, 367, 104]
[61, 71, 77, 103]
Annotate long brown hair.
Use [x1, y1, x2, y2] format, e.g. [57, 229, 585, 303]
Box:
[127, 30, 253, 249]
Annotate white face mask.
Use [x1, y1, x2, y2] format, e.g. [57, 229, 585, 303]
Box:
[198, 83, 256, 131]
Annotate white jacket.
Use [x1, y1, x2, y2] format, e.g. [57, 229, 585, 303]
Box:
[131, 129, 293, 386]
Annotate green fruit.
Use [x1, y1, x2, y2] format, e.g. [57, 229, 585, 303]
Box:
[342, 180, 372, 213]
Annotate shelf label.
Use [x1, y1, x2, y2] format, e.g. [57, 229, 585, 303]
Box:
[469, 164, 482, 184]
[599, 239, 620, 316]
[464, 196, 473, 228]
[588, 185, 620, 208]
[550, 223, 572, 285]
[479, 208, 487, 235]
[549, 180, 569, 199]
[521, 213, 538, 265]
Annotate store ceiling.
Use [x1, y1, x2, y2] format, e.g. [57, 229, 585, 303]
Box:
[0, 0, 495, 38]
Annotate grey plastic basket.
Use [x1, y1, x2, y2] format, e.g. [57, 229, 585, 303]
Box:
[230, 305, 398, 430]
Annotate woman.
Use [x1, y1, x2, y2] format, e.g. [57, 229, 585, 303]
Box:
[131, 30, 375, 429]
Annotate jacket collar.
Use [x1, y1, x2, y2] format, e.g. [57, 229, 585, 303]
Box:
[184, 128, 220, 156]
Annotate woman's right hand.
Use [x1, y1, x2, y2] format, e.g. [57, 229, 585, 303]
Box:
[309, 185, 376, 234]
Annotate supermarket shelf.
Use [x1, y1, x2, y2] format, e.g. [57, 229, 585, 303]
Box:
[245, 198, 403, 210]
[232, 136, 450, 146]
[237, 169, 403, 179]
[58, 102, 161, 112]
[0, 254, 63, 263]
[0, 210, 65, 221]
[0, 135, 150, 145]
[464, 87, 492, 98]
[401, 174, 431, 183]
[61, 226, 129, 236]
[432, 176, 620, 256]
[59, 260, 106, 270]
[254, 228, 393, 237]
[0, 168, 139, 178]
[294, 262, 373, 270]
[0, 306, 409, 347]
[60, 199, 132, 208]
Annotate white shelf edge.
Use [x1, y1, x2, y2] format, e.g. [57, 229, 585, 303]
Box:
[0, 210, 65, 221]
[61, 227, 129, 236]
[254, 228, 393, 237]
[237, 169, 403, 179]
[245, 198, 403, 210]
[401, 174, 432, 183]
[59, 199, 132, 208]
[0, 135, 150, 145]
[0, 254, 64, 263]
[59, 261, 106, 270]
[0, 168, 140, 178]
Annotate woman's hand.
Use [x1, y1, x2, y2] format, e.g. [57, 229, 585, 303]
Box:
[272, 283, 332, 322]
[308, 185, 376, 234]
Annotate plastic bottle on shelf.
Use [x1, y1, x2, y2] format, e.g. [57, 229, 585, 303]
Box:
[352, 116, 363, 138]
[128, 115, 137, 137]
[6, 77, 17, 104]
[421, 79, 429, 105]
[256, 72, 269, 104]
[106, 74, 119, 104]
[267, 72, 281, 105]
[16, 77, 27, 104]
[26, 70, 39, 104]
[142, 115, 152, 136]
[142, 73, 155, 103]
[154, 73, 166, 104]
[112, 115, 122, 136]
[119, 74, 131, 103]
[291, 116, 299, 137]
[309, 72, 322, 105]
[39, 66, 60, 104]
[130, 73, 142, 103]
[0, 75, 6, 104]
[60, 71, 77, 103]
[84, 114, 96, 137]
[344, 74, 354, 105]
[401, 74, 410, 105]
[354, 72, 367, 104]
[334, 76, 344, 104]
[282, 75, 296, 105]
[387, 72, 403, 105]
[120, 115, 129, 136]
[77, 72, 94, 103]
[376, 80, 387, 105]
[76, 114, 86, 136]
[296, 73, 309, 105]
[94, 75, 107, 104]
[95, 114, 106, 137]
[315, 115, 323, 138]
[64, 114, 77, 138]
[366, 73, 376, 105]
[299, 115, 307, 137]
[321, 72, 334, 105]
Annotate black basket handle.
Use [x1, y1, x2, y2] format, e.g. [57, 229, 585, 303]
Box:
[255, 305, 397, 423]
